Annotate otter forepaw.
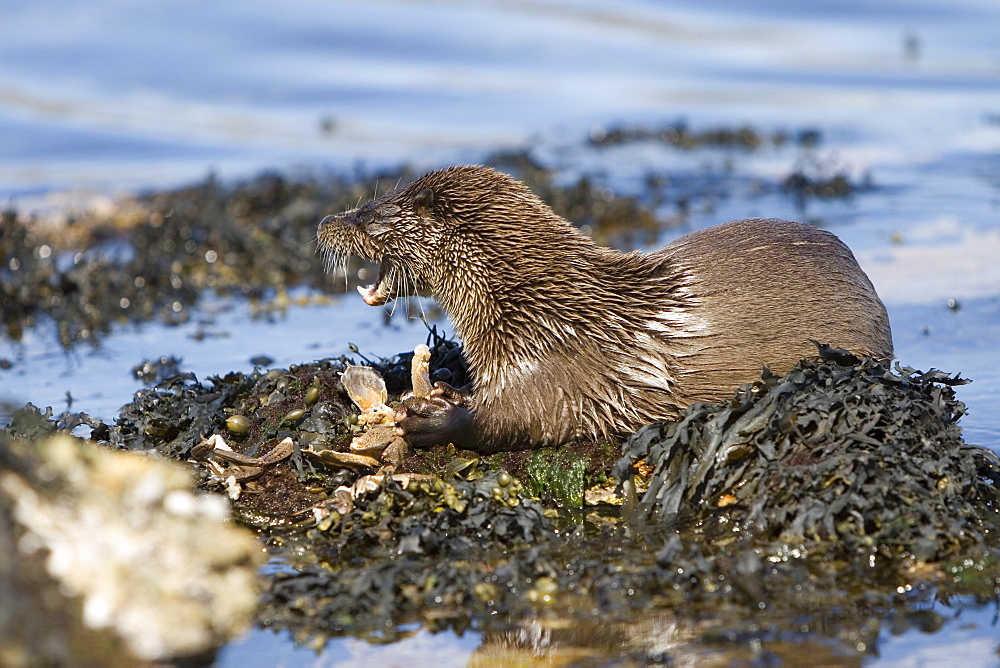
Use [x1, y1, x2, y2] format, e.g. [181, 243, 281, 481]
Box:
[394, 389, 474, 449]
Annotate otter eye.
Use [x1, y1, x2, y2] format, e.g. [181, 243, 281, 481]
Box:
[413, 188, 435, 217]
[367, 205, 399, 237]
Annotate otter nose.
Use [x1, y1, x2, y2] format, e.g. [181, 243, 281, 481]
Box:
[318, 211, 360, 231]
[319, 204, 377, 235]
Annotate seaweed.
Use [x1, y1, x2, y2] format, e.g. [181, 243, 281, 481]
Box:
[524, 448, 588, 507]
[587, 121, 774, 150]
[615, 347, 999, 566]
[5, 341, 999, 659]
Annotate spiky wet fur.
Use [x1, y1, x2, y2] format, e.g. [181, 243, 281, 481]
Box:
[317, 165, 893, 451]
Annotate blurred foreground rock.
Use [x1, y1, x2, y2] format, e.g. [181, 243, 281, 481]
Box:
[0, 431, 263, 664]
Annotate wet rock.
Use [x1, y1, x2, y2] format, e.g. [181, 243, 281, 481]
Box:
[0, 431, 262, 663]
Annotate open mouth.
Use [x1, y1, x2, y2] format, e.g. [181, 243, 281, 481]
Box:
[356, 258, 428, 305]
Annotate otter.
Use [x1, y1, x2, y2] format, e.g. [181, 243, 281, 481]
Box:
[317, 165, 892, 453]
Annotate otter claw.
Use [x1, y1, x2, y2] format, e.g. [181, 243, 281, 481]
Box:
[428, 381, 469, 405]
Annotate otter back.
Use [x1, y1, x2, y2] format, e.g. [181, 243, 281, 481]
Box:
[660, 218, 892, 404]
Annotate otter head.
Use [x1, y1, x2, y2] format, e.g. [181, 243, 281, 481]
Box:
[316, 176, 443, 306]
[317, 165, 548, 308]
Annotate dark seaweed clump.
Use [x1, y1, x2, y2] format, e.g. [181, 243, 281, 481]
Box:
[262, 471, 556, 643]
[587, 121, 777, 149]
[781, 158, 867, 204]
[0, 173, 394, 346]
[617, 348, 1000, 565]
[584, 122, 867, 208]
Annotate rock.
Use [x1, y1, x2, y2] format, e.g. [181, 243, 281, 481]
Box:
[0, 433, 263, 663]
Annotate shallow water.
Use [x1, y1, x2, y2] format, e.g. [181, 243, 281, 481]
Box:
[2, 0, 999, 663]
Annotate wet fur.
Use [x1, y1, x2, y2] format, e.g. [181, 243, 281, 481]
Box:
[317, 165, 893, 451]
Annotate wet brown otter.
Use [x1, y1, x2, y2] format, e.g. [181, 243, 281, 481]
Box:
[317, 165, 893, 452]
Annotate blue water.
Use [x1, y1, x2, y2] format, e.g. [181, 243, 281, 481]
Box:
[3, 0, 999, 197]
[2, 0, 999, 663]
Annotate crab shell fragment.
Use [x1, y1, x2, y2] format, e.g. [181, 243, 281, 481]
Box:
[341, 365, 388, 411]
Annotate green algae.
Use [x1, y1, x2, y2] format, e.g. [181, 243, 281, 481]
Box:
[525, 448, 588, 507]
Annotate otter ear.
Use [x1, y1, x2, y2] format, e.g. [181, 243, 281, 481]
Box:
[412, 188, 435, 217]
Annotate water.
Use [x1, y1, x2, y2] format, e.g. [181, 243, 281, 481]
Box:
[2, 0, 999, 663]
[3, 0, 998, 198]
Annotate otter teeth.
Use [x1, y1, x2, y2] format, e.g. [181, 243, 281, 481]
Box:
[357, 261, 391, 306]
[357, 283, 386, 306]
